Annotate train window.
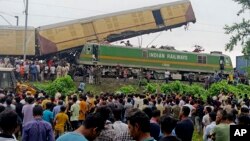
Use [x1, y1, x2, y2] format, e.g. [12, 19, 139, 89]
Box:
[198, 56, 207, 64]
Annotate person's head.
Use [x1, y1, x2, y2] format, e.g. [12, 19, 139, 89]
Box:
[226, 112, 235, 123]
[216, 109, 227, 124]
[58, 100, 63, 105]
[33, 105, 43, 117]
[238, 113, 250, 125]
[46, 102, 52, 110]
[180, 106, 190, 119]
[152, 110, 161, 122]
[160, 116, 177, 135]
[241, 107, 249, 114]
[80, 94, 87, 101]
[6, 98, 12, 106]
[205, 106, 212, 114]
[82, 113, 105, 140]
[26, 97, 34, 104]
[0, 110, 18, 135]
[15, 97, 21, 103]
[60, 105, 66, 112]
[72, 96, 78, 103]
[0, 105, 5, 113]
[113, 108, 122, 121]
[175, 99, 180, 105]
[209, 112, 216, 122]
[127, 97, 131, 103]
[143, 99, 149, 105]
[142, 107, 153, 119]
[157, 98, 162, 104]
[95, 106, 112, 121]
[45, 95, 49, 99]
[126, 108, 150, 140]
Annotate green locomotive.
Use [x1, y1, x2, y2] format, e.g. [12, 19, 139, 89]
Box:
[78, 43, 233, 80]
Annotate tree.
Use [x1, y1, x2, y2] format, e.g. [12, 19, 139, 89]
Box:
[224, 0, 250, 55]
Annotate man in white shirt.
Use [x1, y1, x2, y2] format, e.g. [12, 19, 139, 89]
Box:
[50, 65, 56, 80]
[179, 97, 186, 107]
[112, 108, 128, 136]
[165, 70, 170, 83]
[70, 96, 80, 130]
[202, 107, 212, 131]
[15, 63, 20, 80]
[183, 100, 195, 117]
[203, 112, 216, 141]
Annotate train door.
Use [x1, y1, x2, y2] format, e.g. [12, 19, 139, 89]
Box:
[152, 9, 164, 27]
[92, 44, 99, 61]
[219, 56, 225, 71]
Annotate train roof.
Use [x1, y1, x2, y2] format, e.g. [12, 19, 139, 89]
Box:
[87, 43, 230, 57]
[0, 26, 35, 30]
[37, 0, 192, 30]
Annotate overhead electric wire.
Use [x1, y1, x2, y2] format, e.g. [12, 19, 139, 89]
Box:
[146, 31, 163, 48]
[1, 0, 107, 14]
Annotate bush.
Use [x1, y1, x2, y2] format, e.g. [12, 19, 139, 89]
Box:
[185, 84, 208, 100]
[34, 75, 77, 96]
[161, 81, 186, 94]
[209, 80, 238, 96]
[145, 83, 158, 93]
[161, 81, 207, 99]
[117, 85, 137, 94]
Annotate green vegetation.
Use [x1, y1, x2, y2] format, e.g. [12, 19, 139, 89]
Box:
[117, 85, 138, 94]
[115, 80, 250, 99]
[33, 77, 250, 99]
[33, 75, 77, 96]
[224, 0, 250, 55]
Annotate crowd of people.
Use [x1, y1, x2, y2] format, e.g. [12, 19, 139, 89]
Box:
[0, 57, 71, 82]
[0, 56, 250, 141]
[0, 86, 249, 141]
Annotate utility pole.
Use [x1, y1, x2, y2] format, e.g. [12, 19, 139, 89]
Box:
[23, 0, 29, 61]
[14, 16, 19, 26]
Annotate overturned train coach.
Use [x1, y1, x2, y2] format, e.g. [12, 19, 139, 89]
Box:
[0, 0, 195, 56]
[78, 43, 233, 81]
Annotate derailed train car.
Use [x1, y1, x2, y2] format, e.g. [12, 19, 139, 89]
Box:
[79, 43, 233, 80]
[0, 0, 196, 56]
[36, 0, 196, 55]
[0, 26, 35, 56]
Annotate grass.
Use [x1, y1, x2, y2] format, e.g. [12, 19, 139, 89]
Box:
[193, 130, 203, 141]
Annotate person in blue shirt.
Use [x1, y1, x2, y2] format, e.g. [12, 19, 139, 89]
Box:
[126, 108, 156, 141]
[56, 112, 106, 141]
[78, 82, 85, 92]
[42, 102, 54, 125]
[30, 62, 38, 81]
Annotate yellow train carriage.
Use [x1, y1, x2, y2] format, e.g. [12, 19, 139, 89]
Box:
[37, 0, 195, 55]
[92, 10, 156, 40]
[0, 26, 35, 56]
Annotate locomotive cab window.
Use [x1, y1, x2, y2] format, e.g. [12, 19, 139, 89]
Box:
[85, 45, 92, 54]
[197, 56, 207, 64]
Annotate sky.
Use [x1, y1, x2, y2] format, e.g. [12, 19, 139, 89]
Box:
[0, 0, 249, 67]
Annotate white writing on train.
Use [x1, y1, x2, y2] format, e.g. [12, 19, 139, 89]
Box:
[148, 52, 188, 60]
